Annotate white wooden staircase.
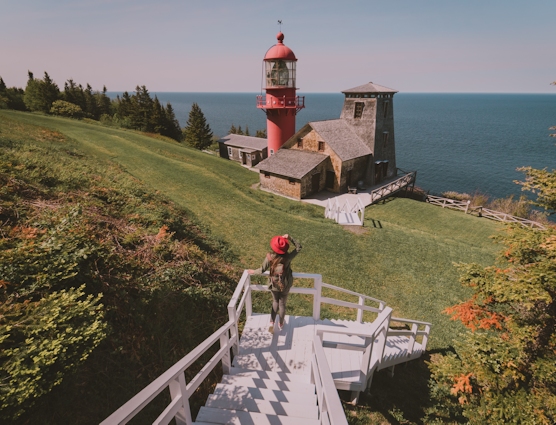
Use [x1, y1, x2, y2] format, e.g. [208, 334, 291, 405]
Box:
[101, 271, 431, 425]
[196, 368, 319, 424]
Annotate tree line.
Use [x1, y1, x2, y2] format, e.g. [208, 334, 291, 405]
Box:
[0, 72, 215, 146]
[228, 123, 266, 138]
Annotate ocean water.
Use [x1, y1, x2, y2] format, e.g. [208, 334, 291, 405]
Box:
[111, 91, 556, 201]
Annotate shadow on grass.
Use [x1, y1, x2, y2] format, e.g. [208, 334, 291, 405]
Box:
[341, 348, 455, 425]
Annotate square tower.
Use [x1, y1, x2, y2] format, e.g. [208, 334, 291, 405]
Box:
[340, 82, 398, 183]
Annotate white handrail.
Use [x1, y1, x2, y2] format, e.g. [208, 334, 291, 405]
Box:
[315, 307, 393, 403]
[311, 335, 349, 425]
[100, 320, 237, 425]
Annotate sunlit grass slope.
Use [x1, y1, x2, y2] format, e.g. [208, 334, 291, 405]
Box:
[0, 110, 502, 350]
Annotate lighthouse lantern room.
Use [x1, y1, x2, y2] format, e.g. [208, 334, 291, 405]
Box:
[257, 32, 305, 155]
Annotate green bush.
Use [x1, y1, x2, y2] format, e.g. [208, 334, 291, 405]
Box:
[50, 100, 84, 118]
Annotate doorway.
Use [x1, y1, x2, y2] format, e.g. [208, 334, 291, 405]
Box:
[311, 173, 320, 194]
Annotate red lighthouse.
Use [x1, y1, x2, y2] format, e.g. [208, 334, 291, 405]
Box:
[257, 32, 305, 155]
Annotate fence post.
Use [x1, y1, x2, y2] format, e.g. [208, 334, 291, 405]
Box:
[357, 296, 364, 323]
[220, 331, 231, 375]
[169, 373, 192, 425]
[465, 200, 470, 214]
[313, 275, 322, 320]
[227, 306, 239, 356]
[245, 276, 252, 318]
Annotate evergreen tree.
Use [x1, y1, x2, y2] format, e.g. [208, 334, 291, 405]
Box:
[163, 103, 183, 141]
[97, 85, 112, 117]
[114, 91, 133, 128]
[229, 124, 237, 134]
[237, 125, 244, 135]
[255, 129, 267, 138]
[83, 83, 98, 119]
[0, 77, 8, 108]
[150, 96, 166, 135]
[183, 103, 213, 149]
[245, 125, 250, 136]
[24, 71, 60, 113]
[130, 85, 154, 132]
[0, 77, 26, 111]
[41, 72, 60, 112]
[428, 156, 556, 424]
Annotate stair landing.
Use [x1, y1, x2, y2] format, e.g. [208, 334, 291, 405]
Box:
[232, 314, 420, 385]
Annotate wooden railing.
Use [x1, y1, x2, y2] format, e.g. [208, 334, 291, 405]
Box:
[369, 170, 417, 205]
[316, 307, 394, 404]
[100, 320, 237, 425]
[383, 317, 432, 364]
[311, 335, 350, 425]
[426, 195, 546, 230]
[229, 271, 387, 328]
[324, 197, 365, 225]
[101, 271, 429, 424]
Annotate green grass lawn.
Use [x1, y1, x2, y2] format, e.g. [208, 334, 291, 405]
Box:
[0, 110, 504, 423]
[0, 109, 502, 350]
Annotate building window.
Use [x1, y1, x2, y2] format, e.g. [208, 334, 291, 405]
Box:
[354, 102, 364, 119]
[383, 100, 389, 118]
[227, 147, 232, 157]
[297, 138, 303, 148]
[270, 149, 275, 155]
[383, 132, 389, 147]
[264, 172, 270, 179]
[318, 141, 325, 152]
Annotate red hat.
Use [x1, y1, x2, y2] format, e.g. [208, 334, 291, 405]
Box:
[270, 235, 289, 254]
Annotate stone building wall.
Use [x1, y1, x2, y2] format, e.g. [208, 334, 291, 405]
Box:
[290, 129, 344, 193]
[259, 173, 301, 199]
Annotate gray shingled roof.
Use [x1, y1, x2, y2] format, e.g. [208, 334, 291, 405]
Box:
[256, 149, 329, 179]
[342, 82, 398, 94]
[309, 120, 372, 160]
[218, 134, 268, 150]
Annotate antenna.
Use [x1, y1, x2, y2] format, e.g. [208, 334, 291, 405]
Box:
[278, 20, 282, 31]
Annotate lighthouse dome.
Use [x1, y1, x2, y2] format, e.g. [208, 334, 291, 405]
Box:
[264, 32, 297, 61]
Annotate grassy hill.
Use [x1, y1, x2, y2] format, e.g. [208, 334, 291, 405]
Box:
[0, 110, 503, 424]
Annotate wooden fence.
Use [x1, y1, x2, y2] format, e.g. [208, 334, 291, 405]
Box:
[426, 195, 547, 230]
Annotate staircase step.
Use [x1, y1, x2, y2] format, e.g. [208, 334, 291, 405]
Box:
[229, 367, 311, 383]
[220, 375, 315, 394]
[196, 406, 320, 425]
[205, 393, 319, 419]
[214, 383, 317, 405]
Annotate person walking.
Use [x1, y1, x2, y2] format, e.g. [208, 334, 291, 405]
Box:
[249, 234, 302, 333]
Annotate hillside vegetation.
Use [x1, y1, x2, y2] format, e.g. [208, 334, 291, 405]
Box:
[0, 110, 504, 424]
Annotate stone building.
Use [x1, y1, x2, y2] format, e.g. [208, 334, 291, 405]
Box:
[256, 82, 398, 199]
[218, 134, 268, 167]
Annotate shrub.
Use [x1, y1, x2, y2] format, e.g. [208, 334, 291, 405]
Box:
[50, 100, 83, 119]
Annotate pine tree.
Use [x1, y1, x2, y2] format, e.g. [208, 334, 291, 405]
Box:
[130, 85, 154, 132]
[237, 125, 244, 135]
[183, 103, 213, 149]
[163, 103, 183, 141]
[229, 124, 237, 134]
[428, 159, 556, 424]
[255, 129, 267, 138]
[245, 125, 250, 136]
[24, 71, 60, 113]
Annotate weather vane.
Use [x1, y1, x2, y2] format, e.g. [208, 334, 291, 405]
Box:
[278, 20, 282, 31]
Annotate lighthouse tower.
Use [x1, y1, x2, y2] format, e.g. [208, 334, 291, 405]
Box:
[257, 32, 305, 155]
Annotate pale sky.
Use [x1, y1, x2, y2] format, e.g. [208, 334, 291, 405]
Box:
[1, 0, 555, 93]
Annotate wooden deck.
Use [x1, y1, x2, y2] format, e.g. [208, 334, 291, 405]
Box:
[233, 313, 423, 388]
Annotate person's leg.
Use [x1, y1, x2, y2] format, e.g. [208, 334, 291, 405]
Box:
[278, 292, 288, 328]
[270, 291, 280, 327]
